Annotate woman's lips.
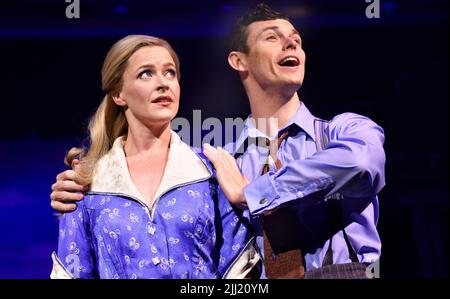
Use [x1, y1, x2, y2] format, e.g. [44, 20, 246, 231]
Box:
[152, 96, 173, 105]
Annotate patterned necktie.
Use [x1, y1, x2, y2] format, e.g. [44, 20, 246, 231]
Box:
[261, 128, 305, 279]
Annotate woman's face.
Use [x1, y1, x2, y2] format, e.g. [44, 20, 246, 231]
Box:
[114, 46, 180, 128]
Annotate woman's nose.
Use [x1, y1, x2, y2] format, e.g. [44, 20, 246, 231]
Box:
[155, 75, 170, 92]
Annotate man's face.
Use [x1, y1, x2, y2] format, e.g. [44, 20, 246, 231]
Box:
[243, 19, 306, 91]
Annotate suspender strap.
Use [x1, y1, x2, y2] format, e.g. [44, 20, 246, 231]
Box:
[313, 119, 359, 266]
[313, 119, 330, 152]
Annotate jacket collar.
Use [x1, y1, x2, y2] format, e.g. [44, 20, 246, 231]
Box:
[90, 131, 211, 204]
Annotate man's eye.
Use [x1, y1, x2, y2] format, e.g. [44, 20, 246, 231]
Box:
[139, 70, 152, 78]
[266, 35, 277, 41]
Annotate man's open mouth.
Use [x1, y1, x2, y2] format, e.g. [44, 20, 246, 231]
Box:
[278, 56, 300, 67]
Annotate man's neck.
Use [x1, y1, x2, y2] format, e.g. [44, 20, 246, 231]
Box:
[246, 87, 301, 137]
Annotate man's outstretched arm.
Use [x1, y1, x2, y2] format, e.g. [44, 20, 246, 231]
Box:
[204, 113, 385, 215]
[243, 113, 386, 215]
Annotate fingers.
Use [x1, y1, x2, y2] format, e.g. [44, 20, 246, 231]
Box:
[52, 179, 87, 192]
[51, 190, 84, 203]
[53, 169, 88, 193]
[219, 147, 241, 172]
[51, 168, 85, 213]
[55, 169, 78, 182]
[203, 144, 233, 169]
[216, 147, 235, 169]
[72, 159, 81, 171]
[204, 144, 228, 169]
[50, 200, 77, 213]
[202, 143, 217, 163]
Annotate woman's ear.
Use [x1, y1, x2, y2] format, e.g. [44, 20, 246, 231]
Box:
[228, 51, 247, 72]
[111, 90, 126, 107]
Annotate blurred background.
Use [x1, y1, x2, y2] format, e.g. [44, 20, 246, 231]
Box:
[0, 0, 447, 278]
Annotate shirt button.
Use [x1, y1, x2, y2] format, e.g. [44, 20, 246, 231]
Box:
[152, 257, 160, 265]
[259, 198, 268, 205]
[148, 226, 156, 235]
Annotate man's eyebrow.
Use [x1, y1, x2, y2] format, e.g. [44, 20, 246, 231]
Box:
[257, 26, 301, 38]
[257, 26, 280, 38]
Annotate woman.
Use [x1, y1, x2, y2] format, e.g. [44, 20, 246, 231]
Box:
[50, 35, 260, 279]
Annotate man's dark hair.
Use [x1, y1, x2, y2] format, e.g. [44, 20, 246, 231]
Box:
[229, 3, 289, 53]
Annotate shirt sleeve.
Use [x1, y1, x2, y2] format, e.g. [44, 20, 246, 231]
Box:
[55, 199, 98, 278]
[244, 113, 386, 216]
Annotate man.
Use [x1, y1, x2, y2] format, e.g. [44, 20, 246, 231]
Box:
[51, 3, 385, 279]
[203, 3, 385, 279]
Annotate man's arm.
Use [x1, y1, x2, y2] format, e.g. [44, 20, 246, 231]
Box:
[50, 162, 88, 212]
[244, 113, 386, 215]
[204, 113, 385, 216]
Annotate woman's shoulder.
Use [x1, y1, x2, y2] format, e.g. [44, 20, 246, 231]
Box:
[175, 140, 215, 174]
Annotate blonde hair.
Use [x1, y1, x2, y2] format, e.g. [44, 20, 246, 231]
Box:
[65, 35, 180, 186]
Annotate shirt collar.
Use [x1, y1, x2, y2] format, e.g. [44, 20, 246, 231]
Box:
[233, 102, 317, 154]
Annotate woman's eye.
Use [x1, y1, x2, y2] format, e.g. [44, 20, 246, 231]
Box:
[139, 70, 152, 79]
[165, 69, 176, 78]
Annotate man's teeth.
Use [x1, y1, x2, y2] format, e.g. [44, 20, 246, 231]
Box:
[280, 57, 298, 65]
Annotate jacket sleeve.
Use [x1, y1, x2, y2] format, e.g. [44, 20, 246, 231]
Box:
[215, 185, 260, 278]
[51, 198, 98, 278]
[244, 113, 386, 216]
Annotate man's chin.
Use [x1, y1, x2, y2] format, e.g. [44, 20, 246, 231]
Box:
[281, 80, 302, 91]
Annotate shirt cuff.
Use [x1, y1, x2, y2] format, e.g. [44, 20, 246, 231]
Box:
[244, 171, 280, 215]
[244, 172, 336, 216]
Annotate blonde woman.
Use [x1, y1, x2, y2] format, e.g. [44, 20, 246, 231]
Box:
[50, 35, 260, 279]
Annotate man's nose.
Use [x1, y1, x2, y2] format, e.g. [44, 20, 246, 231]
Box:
[283, 36, 297, 50]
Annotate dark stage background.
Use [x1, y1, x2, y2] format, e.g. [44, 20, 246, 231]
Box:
[0, 0, 448, 278]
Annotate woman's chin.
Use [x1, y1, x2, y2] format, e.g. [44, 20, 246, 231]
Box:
[147, 113, 177, 126]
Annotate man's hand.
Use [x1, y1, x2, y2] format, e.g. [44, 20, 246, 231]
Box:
[50, 160, 88, 212]
[203, 144, 249, 209]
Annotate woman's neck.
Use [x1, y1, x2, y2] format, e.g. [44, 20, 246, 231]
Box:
[124, 122, 171, 158]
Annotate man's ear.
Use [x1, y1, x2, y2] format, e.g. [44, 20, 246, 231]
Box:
[228, 51, 247, 72]
[111, 90, 127, 107]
